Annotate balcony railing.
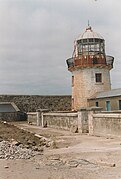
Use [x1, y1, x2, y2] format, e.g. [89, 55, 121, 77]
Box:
[66, 58, 74, 68]
[106, 55, 114, 66]
[66, 55, 114, 69]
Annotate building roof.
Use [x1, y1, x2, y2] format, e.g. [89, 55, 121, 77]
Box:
[0, 102, 20, 113]
[77, 26, 104, 40]
[89, 88, 121, 100]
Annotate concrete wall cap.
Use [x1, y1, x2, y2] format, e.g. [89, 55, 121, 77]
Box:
[79, 106, 102, 111]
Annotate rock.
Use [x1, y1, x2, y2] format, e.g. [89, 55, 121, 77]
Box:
[32, 146, 38, 151]
[11, 140, 21, 146]
[27, 140, 33, 145]
[0, 140, 38, 160]
[37, 146, 44, 152]
[76, 159, 90, 165]
[46, 141, 54, 147]
[25, 145, 30, 149]
[50, 141, 58, 149]
[0, 136, 3, 142]
[4, 166, 9, 169]
[97, 162, 116, 167]
[48, 155, 60, 161]
[67, 160, 79, 168]
[45, 160, 65, 168]
[32, 141, 36, 146]
[70, 125, 78, 133]
[35, 166, 40, 169]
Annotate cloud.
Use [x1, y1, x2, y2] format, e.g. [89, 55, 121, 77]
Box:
[0, 0, 120, 94]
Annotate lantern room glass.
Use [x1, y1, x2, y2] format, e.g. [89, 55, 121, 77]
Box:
[77, 38, 105, 56]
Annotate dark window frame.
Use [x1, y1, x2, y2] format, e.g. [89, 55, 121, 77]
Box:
[95, 73, 102, 83]
[72, 76, 74, 87]
[96, 101, 99, 107]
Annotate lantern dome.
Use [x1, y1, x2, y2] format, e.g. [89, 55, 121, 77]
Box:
[77, 26, 104, 40]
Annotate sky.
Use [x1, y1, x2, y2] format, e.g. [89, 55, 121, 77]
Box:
[0, 0, 120, 95]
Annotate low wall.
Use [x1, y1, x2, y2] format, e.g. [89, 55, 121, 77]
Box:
[91, 113, 121, 137]
[0, 112, 18, 121]
[27, 109, 121, 136]
[0, 112, 27, 121]
[43, 112, 78, 131]
[27, 108, 102, 133]
[27, 112, 37, 125]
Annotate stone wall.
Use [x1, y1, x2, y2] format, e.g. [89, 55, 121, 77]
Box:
[43, 112, 78, 131]
[89, 112, 121, 137]
[0, 112, 27, 121]
[0, 95, 71, 112]
[27, 107, 121, 136]
[27, 111, 79, 132]
[72, 68, 111, 110]
[27, 109, 92, 133]
[0, 112, 17, 121]
[27, 112, 37, 125]
[78, 110, 89, 133]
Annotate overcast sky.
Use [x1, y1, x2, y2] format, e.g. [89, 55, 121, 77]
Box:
[0, 0, 120, 95]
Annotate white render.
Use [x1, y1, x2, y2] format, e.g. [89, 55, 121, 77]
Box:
[72, 67, 111, 110]
[77, 26, 104, 40]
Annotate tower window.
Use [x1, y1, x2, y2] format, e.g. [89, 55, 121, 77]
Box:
[83, 39, 87, 43]
[95, 73, 102, 83]
[72, 76, 74, 87]
[95, 39, 99, 43]
[89, 38, 93, 43]
[96, 101, 99, 107]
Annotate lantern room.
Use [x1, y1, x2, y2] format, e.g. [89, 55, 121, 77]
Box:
[67, 25, 114, 70]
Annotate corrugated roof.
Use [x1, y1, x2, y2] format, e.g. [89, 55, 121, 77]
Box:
[0, 102, 20, 113]
[90, 88, 121, 100]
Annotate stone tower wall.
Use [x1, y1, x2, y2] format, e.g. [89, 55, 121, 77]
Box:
[72, 67, 111, 110]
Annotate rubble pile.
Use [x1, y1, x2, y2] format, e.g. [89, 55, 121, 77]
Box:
[0, 140, 40, 160]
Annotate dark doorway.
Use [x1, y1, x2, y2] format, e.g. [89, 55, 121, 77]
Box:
[119, 100, 121, 110]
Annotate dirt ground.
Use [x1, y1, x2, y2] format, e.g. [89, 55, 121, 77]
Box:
[1, 122, 121, 179]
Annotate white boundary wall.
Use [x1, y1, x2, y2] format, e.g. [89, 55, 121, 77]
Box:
[89, 112, 121, 137]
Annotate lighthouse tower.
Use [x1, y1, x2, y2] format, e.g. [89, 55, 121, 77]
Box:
[66, 25, 114, 111]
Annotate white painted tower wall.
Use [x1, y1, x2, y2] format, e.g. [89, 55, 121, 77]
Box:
[72, 67, 111, 110]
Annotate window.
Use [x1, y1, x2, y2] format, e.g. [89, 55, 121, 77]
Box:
[96, 101, 99, 107]
[119, 100, 121, 110]
[106, 101, 110, 111]
[72, 76, 74, 87]
[78, 44, 82, 54]
[95, 38, 99, 43]
[83, 39, 87, 43]
[95, 73, 102, 83]
[89, 38, 93, 43]
[83, 45, 88, 52]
